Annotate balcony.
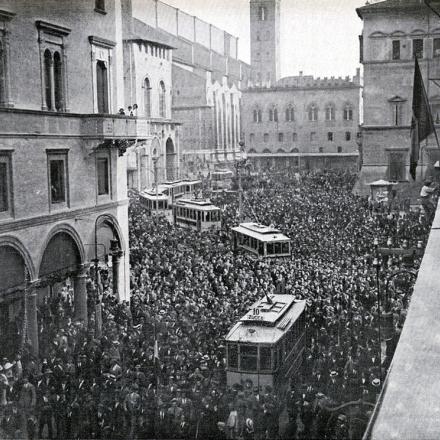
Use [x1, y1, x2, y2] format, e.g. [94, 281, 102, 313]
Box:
[81, 115, 151, 139]
[0, 108, 151, 140]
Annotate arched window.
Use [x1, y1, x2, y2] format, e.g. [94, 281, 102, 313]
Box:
[253, 109, 258, 122]
[144, 77, 151, 117]
[250, 133, 255, 144]
[285, 105, 295, 122]
[308, 104, 318, 121]
[292, 133, 298, 142]
[343, 103, 353, 121]
[269, 108, 273, 121]
[96, 60, 109, 113]
[54, 52, 63, 111]
[256, 31, 261, 41]
[159, 81, 166, 118]
[44, 49, 53, 110]
[269, 107, 278, 122]
[291, 147, 299, 153]
[95, 0, 105, 11]
[325, 104, 335, 121]
[258, 109, 262, 122]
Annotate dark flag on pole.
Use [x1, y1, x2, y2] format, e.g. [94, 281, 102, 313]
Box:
[410, 57, 435, 180]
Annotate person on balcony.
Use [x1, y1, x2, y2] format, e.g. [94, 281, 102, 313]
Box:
[420, 180, 438, 224]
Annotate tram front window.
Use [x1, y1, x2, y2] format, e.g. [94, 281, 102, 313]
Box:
[260, 346, 272, 371]
[228, 343, 238, 369]
[240, 345, 258, 372]
[282, 242, 290, 254]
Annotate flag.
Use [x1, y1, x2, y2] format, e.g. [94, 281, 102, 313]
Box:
[410, 57, 435, 180]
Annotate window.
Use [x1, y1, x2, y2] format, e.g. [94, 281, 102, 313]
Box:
[337, 146, 342, 153]
[285, 106, 295, 122]
[253, 109, 262, 123]
[47, 151, 68, 205]
[293, 132, 298, 142]
[264, 133, 269, 142]
[278, 132, 284, 142]
[388, 151, 406, 181]
[259, 6, 267, 21]
[328, 132, 333, 142]
[343, 104, 353, 121]
[159, 81, 166, 118]
[37, 21, 70, 112]
[345, 131, 351, 141]
[308, 104, 318, 121]
[359, 35, 363, 63]
[325, 105, 335, 121]
[273, 108, 278, 122]
[392, 40, 401, 60]
[269, 109, 273, 121]
[240, 345, 258, 371]
[0, 154, 11, 215]
[97, 156, 110, 196]
[319, 147, 324, 153]
[256, 31, 261, 41]
[228, 344, 238, 369]
[310, 132, 316, 142]
[434, 38, 440, 57]
[95, 0, 105, 12]
[390, 99, 405, 126]
[96, 60, 109, 113]
[143, 77, 151, 117]
[250, 133, 255, 144]
[413, 39, 424, 59]
[260, 346, 272, 371]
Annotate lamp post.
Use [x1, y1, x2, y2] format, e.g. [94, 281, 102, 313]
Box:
[235, 141, 248, 223]
[372, 237, 383, 383]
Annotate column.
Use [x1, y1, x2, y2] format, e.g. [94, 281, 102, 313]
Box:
[112, 249, 123, 300]
[73, 265, 88, 326]
[49, 57, 56, 111]
[26, 288, 39, 358]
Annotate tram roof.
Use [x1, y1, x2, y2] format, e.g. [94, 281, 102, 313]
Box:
[174, 198, 221, 211]
[231, 223, 290, 242]
[225, 296, 306, 344]
[139, 191, 168, 201]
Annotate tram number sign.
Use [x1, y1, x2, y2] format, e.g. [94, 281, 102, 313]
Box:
[246, 308, 264, 320]
[253, 308, 260, 315]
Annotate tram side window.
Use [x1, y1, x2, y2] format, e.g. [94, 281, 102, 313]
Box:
[243, 235, 250, 247]
[259, 242, 264, 255]
[274, 243, 281, 254]
[228, 344, 238, 369]
[273, 344, 279, 370]
[240, 345, 258, 372]
[260, 346, 272, 371]
[282, 242, 290, 254]
[267, 243, 274, 254]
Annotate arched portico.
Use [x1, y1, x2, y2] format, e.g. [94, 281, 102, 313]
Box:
[166, 137, 177, 181]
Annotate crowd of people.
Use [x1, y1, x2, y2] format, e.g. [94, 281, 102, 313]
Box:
[0, 170, 432, 439]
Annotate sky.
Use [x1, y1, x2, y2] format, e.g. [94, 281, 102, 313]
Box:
[162, 0, 367, 78]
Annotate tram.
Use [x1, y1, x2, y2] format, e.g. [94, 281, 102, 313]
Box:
[231, 223, 291, 258]
[173, 198, 222, 231]
[139, 190, 173, 221]
[210, 169, 233, 192]
[159, 179, 202, 203]
[225, 295, 306, 393]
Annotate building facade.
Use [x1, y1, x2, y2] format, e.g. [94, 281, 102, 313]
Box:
[242, 71, 361, 171]
[242, 0, 361, 172]
[123, 0, 251, 177]
[0, 0, 153, 358]
[356, 0, 440, 194]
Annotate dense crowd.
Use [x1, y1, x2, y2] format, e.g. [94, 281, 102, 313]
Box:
[0, 170, 432, 439]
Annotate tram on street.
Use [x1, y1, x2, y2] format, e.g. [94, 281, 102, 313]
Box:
[210, 169, 233, 191]
[139, 191, 173, 221]
[231, 223, 291, 258]
[159, 179, 202, 203]
[173, 198, 222, 231]
[225, 295, 306, 393]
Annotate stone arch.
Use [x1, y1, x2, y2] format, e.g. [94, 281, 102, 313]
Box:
[0, 236, 36, 290]
[38, 225, 84, 279]
[165, 137, 176, 181]
[94, 213, 125, 261]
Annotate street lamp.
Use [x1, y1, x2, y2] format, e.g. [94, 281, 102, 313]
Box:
[372, 238, 383, 382]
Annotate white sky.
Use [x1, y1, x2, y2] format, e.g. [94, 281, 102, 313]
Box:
[162, 0, 367, 78]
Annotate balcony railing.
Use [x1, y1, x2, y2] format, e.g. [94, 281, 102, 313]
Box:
[81, 115, 151, 138]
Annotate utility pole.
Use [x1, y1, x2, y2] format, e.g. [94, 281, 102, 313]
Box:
[152, 156, 159, 221]
[236, 141, 247, 223]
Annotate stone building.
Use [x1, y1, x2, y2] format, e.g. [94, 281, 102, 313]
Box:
[242, 0, 361, 172]
[0, 0, 150, 357]
[123, 0, 251, 177]
[356, 0, 440, 194]
[242, 71, 361, 171]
